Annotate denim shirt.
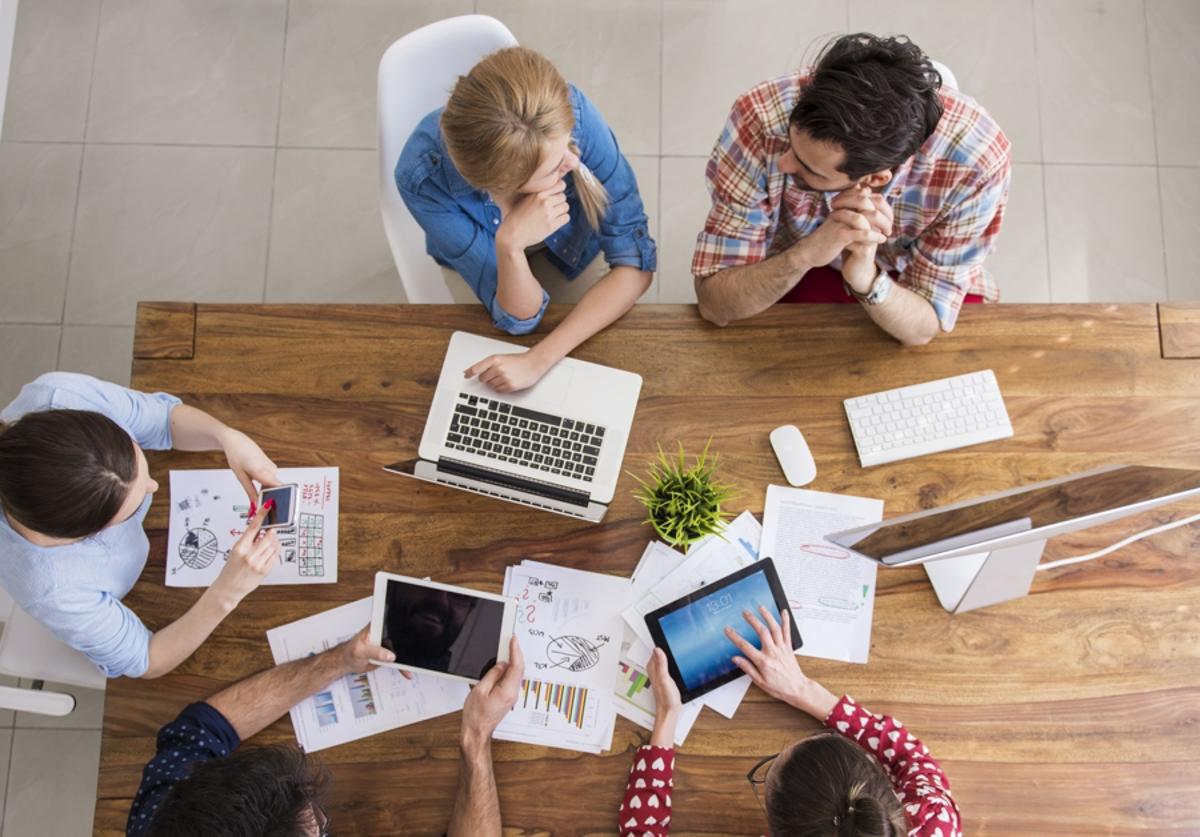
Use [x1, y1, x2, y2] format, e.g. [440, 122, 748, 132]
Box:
[395, 84, 657, 334]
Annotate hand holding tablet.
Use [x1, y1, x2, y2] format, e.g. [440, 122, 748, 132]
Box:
[369, 572, 517, 684]
[644, 559, 803, 703]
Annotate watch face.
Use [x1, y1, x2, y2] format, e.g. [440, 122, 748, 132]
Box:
[867, 271, 891, 304]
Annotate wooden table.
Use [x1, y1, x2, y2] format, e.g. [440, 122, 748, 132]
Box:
[96, 303, 1200, 836]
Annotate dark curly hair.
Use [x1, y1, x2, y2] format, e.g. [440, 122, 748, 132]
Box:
[0, 408, 137, 538]
[766, 732, 907, 837]
[790, 33, 944, 179]
[145, 744, 330, 837]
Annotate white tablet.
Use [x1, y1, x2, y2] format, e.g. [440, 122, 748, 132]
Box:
[369, 572, 517, 684]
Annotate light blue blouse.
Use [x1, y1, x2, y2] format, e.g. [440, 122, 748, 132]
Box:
[0, 373, 181, 678]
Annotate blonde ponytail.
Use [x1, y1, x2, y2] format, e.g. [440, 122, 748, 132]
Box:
[441, 47, 608, 229]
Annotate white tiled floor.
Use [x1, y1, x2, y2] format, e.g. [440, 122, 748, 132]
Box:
[1, 0, 1199, 831]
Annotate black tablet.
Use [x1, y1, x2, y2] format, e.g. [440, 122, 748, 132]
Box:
[645, 558, 802, 703]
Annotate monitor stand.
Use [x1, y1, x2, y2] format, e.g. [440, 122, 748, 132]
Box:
[923, 539, 1046, 614]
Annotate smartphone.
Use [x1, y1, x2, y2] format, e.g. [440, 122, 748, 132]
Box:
[258, 484, 298, 529]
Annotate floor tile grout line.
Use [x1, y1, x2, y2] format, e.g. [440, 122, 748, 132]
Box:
[56, 0, 107, 372]
[1141, 0, 1171, 299]
[1029, 0, 1055, 303]
[10, 140, 1191, 167]
[262, 0, 291, 304]
[657, 0, 664, 303]
[2, 724, 13, 831]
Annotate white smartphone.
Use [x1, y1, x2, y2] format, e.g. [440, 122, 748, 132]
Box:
[258, 483, 299, 529]
[369, 572, 517, 684]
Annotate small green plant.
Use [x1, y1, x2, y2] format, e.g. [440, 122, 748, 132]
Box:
[631, 440, 737, 547]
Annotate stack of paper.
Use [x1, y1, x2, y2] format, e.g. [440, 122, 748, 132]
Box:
[614, 511, 765, 742]
[496, 562, 630, 754]
[168, 467, 340, 587]
[760, 486, 885, 664]
[266, 598, 469, 753]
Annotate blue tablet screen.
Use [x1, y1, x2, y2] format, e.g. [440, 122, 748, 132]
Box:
[657, 567, 782, 691]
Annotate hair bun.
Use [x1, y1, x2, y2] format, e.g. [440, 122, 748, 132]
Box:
[841, 793, 891, 836]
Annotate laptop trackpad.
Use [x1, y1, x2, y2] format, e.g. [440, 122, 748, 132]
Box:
[459, 358, 575, 407]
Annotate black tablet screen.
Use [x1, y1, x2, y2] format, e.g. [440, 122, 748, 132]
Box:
[379, 579, 504, 680]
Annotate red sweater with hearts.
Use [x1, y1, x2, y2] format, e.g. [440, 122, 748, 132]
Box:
[617, 695, 961, 837]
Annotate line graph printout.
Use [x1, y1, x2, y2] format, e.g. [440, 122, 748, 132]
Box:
[761, 486, 884, 664]
[267, 597, 468, 753]
[495, 561, 628, 753]
[167, 467, 339, 587]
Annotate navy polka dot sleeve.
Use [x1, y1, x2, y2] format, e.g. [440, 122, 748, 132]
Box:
[126, 702, 240, 836]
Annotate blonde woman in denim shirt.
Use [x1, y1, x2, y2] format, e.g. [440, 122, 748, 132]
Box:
[396, 47, 656, 393]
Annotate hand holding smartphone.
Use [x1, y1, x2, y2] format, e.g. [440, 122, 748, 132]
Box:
[256, 483, 298, 529]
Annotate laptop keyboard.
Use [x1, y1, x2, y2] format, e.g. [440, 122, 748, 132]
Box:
[446, 393, 606, 482]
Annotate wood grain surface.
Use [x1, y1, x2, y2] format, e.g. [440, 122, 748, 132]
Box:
[96, 303, 1200, 836]
[131, 302, 196, 360]
[1158, 302, 1200, 358]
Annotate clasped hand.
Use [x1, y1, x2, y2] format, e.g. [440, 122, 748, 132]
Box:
[799, 184, 894, 293]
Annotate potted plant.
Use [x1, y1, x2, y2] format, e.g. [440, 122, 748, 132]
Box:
[631, 440, 736, 548]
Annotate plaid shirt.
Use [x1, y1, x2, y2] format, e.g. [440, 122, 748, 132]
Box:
[693, 72, 1011, 331]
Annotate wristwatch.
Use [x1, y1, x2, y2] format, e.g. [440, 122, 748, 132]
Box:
[847, 268, 892, 306]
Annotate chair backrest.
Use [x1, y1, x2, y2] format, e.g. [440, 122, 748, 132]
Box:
[931, 59, 959, 92]
[378, 15, 518, 303]
[0, 598, 106, 690]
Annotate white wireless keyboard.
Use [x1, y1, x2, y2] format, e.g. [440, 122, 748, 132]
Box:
[844, 369, 1013, 467]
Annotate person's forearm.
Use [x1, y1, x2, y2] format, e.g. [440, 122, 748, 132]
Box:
[168, 404, 238, 451]
[206, 646, 350, 740]
[858, 280, 940, 346]
[495, 242, 546, 320]
[695, 245, 810, 326]
[528, 266, 650, 367]
[788, 678, 840, 721]
[448, 735, 502, 837]
[142, 586, 240, 679]
[650, 708, 679, 747]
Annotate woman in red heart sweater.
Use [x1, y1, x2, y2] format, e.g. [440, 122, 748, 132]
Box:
[619, 607, 961, 837]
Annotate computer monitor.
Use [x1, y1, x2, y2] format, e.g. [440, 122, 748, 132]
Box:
[827, 464, 1200, 613]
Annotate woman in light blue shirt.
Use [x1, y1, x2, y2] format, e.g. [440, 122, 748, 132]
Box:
[396, 46, 656, 393]
[0, 373, 283, 679]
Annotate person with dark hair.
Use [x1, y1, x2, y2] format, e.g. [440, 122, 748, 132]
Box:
[693, 33, 1010, 346]
[130, 630, 525, 836]
[618, 608, 960, 836]
[0, 372, 284, 679]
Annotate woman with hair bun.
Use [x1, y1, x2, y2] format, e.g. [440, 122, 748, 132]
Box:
[621, 607, 961, 836]
[0, 373, 284, 680]
[396, 46, 656, 393]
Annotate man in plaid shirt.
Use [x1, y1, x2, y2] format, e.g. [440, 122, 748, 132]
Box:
[693, 34, 1011, 345]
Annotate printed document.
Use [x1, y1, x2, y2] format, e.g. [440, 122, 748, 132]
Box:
[761, 486, 884, 663]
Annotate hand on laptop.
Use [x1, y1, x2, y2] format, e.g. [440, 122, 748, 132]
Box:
[465, 349, 552, 393]
[461, 637, 525, 748]
[726, 607, 837, 720]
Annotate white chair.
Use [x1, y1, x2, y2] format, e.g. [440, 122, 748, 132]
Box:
[378, 15, 518, 303]
[931, 59, 959, 92]
[0, 586, 105, 716]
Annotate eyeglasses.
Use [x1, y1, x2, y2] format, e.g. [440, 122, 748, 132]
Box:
[746, 752, 780, 811]
[312, 800, 333, 837]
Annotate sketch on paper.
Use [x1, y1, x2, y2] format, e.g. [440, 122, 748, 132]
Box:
[167, 468, 339, 587]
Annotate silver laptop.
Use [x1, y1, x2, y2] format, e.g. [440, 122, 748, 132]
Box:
[384, 331, 642, 522]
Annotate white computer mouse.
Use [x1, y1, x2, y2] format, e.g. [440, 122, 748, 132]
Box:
[770, 425, 817, 487]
